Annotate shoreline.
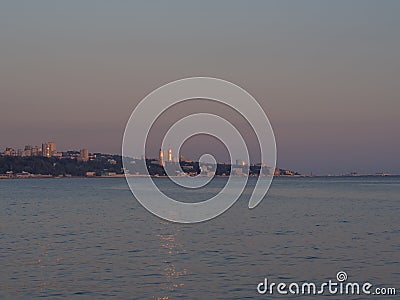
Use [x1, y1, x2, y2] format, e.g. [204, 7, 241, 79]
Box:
[0, 174, 398, 180]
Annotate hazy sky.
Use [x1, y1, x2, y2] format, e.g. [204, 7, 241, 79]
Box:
[1, 1, 399, 174]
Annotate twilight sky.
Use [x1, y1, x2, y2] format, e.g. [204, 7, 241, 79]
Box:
[0, 1, 399, 174]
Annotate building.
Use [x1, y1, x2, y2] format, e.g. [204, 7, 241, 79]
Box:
[42, 142, 56, 158]
[80, 148, 89, 162]
[31, 146, 42, 156]
[4, 147, 16, 156]
[235, 159, 247, 167]
[159, 148, 164, 166]
[23, 145, 32, 157]
[168, 148, 172, 162]
[231, 167, 245, 176]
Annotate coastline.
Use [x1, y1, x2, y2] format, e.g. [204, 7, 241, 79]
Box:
[1, 174, 398, 180]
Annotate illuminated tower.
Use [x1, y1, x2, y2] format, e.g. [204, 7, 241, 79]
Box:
[42, 142, 56, 157]
[159, 149, 164, 166]
[168, 148, 172, 162]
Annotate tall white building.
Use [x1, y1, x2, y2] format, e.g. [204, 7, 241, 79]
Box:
[159, 149, 164, 166]
[42, 142, 56, 158]
[168, 148, 172, 162]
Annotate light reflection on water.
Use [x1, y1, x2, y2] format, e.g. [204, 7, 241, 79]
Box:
[0, 177, 399, 299]
[156, 221, 187, 299]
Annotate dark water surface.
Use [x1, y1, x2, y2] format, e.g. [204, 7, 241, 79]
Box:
[1, 177, 399, 299]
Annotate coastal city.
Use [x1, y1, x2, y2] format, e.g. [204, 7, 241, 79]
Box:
[1, 142, 90, 161]
[0, 141, 299, 178]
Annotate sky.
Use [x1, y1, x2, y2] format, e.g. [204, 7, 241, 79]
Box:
[0, 1, 399, 174]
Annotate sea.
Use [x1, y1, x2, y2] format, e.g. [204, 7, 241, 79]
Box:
[0, 177, 399, 299]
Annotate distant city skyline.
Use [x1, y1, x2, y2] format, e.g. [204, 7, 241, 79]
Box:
[1, 140, 398, 176]
[0, 141, 89, 161]
[1, 1, 399, 174]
